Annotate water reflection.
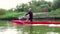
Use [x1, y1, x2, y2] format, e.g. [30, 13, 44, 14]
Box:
[0, 27, 16, 34]
[0, 26, 29, 34]
[46, 32, 59, 34]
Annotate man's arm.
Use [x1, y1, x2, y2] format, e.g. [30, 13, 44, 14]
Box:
[25, 12, 29, 16]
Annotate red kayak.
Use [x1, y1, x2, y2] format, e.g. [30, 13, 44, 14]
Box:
[11, 20, 60, 25]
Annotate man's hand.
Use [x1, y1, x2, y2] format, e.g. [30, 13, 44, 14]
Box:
[23, 14, 27, 18]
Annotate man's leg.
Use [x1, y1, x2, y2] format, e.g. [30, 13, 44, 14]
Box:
[29, 18, 33, 34]
[29, 18, 33, 22]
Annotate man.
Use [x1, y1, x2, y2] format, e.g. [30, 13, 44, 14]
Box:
[25, 8, 33, 22]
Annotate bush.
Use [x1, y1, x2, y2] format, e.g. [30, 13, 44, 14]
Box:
[0, 12, 26, 19]
[0, 9, 7, 15]
[49, 9, 60, 15]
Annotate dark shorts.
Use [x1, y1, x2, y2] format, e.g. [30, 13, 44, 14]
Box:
[29, 18, 33, 22]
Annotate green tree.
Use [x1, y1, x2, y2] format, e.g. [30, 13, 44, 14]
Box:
[16, 3, 29, 12]
[29, 0, 52, 12]
[0, 9, 7, 15]
[52, 0, 60, 10]
[15, 0, 52, 12]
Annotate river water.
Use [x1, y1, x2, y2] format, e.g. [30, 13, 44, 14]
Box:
[0, 20, 60, 34]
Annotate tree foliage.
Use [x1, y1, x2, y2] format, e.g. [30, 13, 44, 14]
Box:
[15, 0, 53, 12]
[0, 9, 7, 15]
[52, 0, 60, 10]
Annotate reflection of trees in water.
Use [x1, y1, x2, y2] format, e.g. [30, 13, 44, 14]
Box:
[0, 26, 25, 34]
[0, 26, 6, 32]
[0, 25, 60, 34]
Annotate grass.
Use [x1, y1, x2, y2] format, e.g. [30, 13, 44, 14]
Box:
[49, 9, 60, 15]
[0, 12, 26, 19]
